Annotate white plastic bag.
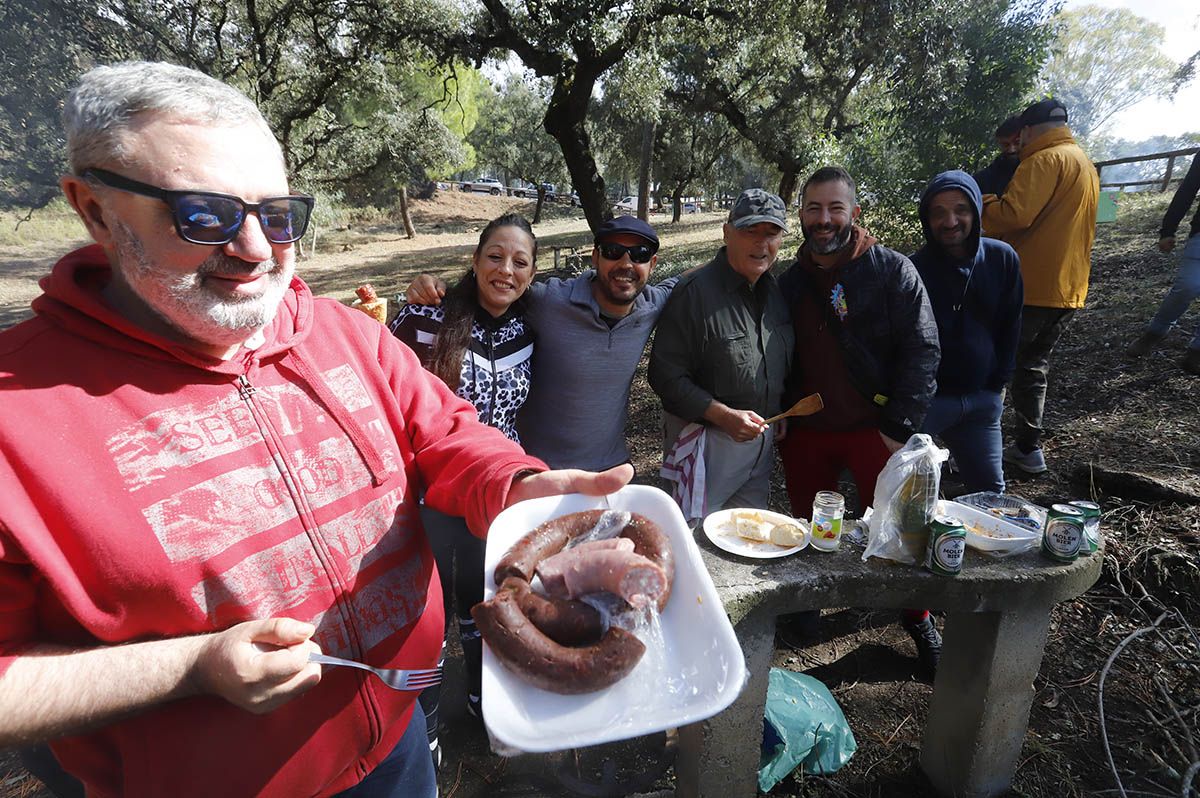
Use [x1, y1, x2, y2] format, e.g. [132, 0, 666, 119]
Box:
[862, 434, 949, 565]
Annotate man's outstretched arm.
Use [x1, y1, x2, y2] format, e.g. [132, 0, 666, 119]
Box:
[405, 274, 447, 305]
[0, 617, 321, 747]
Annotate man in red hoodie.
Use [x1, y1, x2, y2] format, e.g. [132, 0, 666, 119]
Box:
[0, 61, 629, 798]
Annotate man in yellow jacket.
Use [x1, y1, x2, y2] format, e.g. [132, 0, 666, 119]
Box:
[981, 98, 1098, 475]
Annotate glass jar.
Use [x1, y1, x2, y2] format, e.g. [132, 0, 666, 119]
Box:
[810, 491, 845, 551]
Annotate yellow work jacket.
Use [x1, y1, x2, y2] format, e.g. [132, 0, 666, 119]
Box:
[981, 126, 1099, 309]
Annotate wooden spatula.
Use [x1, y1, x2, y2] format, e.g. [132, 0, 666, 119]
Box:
[761, 393, 824, 426]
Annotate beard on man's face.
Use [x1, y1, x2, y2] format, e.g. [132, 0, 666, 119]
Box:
[801, 218, 854, 255]
[111, 220, 293, 347]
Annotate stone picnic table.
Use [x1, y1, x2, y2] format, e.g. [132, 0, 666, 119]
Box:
[673, 529, 1102, 798]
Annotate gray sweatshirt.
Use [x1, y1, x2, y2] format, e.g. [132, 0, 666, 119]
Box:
[516, 271, 678, 470]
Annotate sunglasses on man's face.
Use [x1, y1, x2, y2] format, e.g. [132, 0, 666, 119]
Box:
[596, 241, 656, 264]
[81, 168, 315, 246]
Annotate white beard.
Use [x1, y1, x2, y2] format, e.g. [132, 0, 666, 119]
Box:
[111, 220, 293, 348]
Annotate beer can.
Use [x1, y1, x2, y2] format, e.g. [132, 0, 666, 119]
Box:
[1068, 500, 1101, 554]
[925, 515, 966, 576]
[1042, 504, 1085, 562]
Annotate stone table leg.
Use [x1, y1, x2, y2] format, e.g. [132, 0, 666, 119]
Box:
[675, 605, 777, 798]
[921, 608, 1053, 798]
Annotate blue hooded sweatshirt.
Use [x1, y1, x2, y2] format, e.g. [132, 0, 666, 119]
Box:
[911, 170, 1023, 395]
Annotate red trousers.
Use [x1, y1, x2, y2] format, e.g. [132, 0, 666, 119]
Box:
[780, 426, 927, 625]
[779, 426, 891, 518]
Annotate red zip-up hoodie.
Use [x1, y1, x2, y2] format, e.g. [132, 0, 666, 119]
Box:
[0, 245, 546, 796]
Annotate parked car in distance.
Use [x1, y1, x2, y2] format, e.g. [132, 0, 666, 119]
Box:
[509, 181, 557, 200]
[462, 177, 505, 195]
[613, 196, 641, 214]
[682, 200, 703, 214]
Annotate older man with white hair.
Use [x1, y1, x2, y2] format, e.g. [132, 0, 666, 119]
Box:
[0, 61, 628, 798]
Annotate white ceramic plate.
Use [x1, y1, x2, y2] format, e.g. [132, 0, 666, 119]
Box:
[702, 508, 809, 559]
[938, 500, 1040, 554]
[479, 485, 747, 753]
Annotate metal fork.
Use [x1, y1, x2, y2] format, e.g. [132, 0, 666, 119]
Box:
[309, 653, 442, 691]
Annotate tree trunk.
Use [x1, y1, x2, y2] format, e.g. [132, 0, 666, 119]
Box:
[543, 64, 611, 234]
[398, 185, 416, 239]
[637, 119, 656, 222]
[533, 187, 546, 224]
[778, 169, 799, 208]
[672, 183, 685, 223]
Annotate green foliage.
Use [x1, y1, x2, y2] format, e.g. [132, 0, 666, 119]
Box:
[463, 0, 727, 231]
[663, 0, 1054, 210]
[307, 59, 480, 206]
[469, 75, 567, 191]
[893, 0, 1055, 175]
[0, 0, 470, 210]
[1039, 5, 1181, 140]
[0, 0, 135, 207]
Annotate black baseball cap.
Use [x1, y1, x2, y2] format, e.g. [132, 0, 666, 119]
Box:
[995, 115, 1022, 138]
[595, 215, 659, 249]
[1019, 98, 1068, 127]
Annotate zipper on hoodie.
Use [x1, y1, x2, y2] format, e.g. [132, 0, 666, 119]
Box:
[233, 372, 374, 666]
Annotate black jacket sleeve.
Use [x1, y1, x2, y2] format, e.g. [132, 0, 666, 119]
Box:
[1161, 156, 1200, 239]
[879, 255, 941, 441]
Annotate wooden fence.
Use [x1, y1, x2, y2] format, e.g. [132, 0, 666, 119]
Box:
[1094, 146, 1199, 192]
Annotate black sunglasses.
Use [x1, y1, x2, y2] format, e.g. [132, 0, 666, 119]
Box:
[596, 241, 657, 264]
[81, 167, 315, 246]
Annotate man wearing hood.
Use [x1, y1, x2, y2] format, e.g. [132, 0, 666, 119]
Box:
[981, 98, 1099, 476]
[913, 171, 1024, 494]
[777, 166, 942, 673]
[0, 61, 627, 798]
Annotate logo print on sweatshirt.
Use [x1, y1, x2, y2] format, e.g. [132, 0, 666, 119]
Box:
[830, 283, 849, 322]
[107, 364, 379, 491]
[107, 362, 418, 656]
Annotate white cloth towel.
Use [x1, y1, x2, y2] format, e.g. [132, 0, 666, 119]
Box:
[660, 422, 707, 524]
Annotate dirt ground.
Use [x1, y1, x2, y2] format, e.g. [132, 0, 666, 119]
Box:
[1, 190, 1197, 798]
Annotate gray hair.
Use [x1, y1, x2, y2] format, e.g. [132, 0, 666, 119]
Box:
[64, 61, 280, 173]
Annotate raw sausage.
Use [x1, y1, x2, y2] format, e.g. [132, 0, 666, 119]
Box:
[493, 510, 675, 611]
[498, 577, 604, 646]
[471, 588, 645, 694]
[493, 509, 606, 583]
[477, 509, 676, 693]
[536, 547, 667, 609]
[618, 513, 675, 612]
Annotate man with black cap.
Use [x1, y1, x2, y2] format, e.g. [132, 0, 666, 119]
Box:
[405, 215, 678, 471]
[648, 189, 794, 513]
[981, 97, 1099, 476]
[972, 115, 1023, 197]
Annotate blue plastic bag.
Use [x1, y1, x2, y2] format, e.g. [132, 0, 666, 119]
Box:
[758, 668, 857, 792]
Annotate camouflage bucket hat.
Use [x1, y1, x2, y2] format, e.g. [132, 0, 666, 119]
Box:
[728, 188, 789, 232]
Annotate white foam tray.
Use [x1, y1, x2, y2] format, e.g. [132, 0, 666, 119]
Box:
[480, 485, 747, 752]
